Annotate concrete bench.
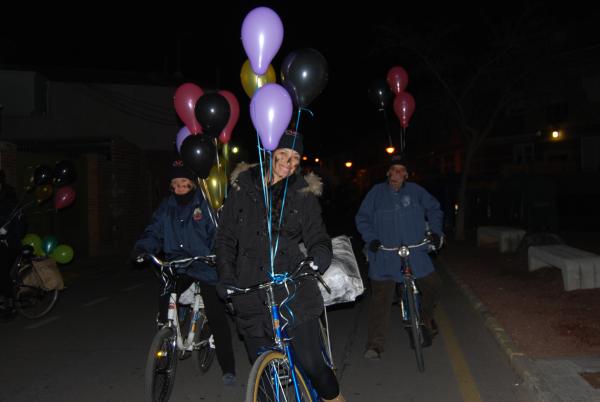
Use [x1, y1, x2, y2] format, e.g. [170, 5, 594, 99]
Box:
[476, 226, 526, 253]
[528, 245, 600, 291]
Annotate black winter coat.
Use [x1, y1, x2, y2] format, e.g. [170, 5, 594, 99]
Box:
[216, 163, 332, 337]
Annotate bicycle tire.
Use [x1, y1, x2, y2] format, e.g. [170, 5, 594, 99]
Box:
[193, 320, 215, 374]
[145, 327, 178, 402]
[15, 286, 59, 319]
[246, 351, 312, 402]
[406, 282, 425, 372]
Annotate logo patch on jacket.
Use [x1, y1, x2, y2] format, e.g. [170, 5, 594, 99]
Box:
[401, 195, 411, 207]
[193, 207, 203, 221]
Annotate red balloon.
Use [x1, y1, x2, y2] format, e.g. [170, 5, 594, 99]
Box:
[393, 92, 415, 128]
[387, 66, 409, 95]
[54, 186, 76, 210]
[174, 83, 204, 134]
[217, 90, 240, 144]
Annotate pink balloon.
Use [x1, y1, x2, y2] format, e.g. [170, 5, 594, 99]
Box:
[393, 92, 416, 128]
[387, 66, 409, 95]
[174, 83, 204, 134]
[250, 84, 293, 151]
[241, 7, 284, 75]
[176, 126, 191, 153]
[54, 186, 76, 210]
[217, 90, 240, 144]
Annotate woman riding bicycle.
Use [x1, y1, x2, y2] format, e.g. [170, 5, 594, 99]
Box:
[132, 161, 236, 385]
[215, 132, 345, 402]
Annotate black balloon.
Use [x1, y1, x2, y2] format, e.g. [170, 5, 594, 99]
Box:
[280, 48, 328, 108]
[194, 92, 230, 137]
[54, 160, 77, 186]
[368, 79, 393, 110]
[33, 165, 54, 186]
[179, 135, 216, 179]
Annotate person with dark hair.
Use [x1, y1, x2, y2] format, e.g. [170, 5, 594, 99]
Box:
[356, 154, 444, 360]
[216, 131, 345, 401]
[131, 161, 236, 385]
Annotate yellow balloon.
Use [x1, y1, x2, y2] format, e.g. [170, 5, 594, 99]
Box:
[203, 164, 228, 210]
[240, 59, 276, 98]
[34, 184, 53, 204]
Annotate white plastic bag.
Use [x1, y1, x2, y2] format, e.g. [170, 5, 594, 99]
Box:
[301, 235, 364, 306]
[179, 283, 204, 307]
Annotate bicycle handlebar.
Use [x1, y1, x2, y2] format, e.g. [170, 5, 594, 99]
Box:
[379, 238, 431, 252]
[139, 253, 216, 269]
[224, 257, 331, 296]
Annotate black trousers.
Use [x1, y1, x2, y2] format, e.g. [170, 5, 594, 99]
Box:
[159, 278, 235, 375]
[243, 317, 339, 400]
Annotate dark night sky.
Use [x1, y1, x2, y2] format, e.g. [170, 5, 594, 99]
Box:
[1, 2, 598, 160]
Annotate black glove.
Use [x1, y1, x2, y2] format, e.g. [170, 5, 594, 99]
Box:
[369, 239, 382, 253]
[129, 249, 147, 269]
[216, 278, 236, 301]
[429, 233, 443, 250]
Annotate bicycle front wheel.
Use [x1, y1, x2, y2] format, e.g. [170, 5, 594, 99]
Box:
[406, 283, 425, 372]
[145, 327, 178, 402]
[246, 351, 312, 402]
[193, 319, 215, 374]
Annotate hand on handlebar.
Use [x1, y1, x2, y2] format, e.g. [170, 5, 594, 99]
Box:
[369, 239, 382, 253]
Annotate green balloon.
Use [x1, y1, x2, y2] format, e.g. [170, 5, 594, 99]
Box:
[42, 235, 59, 256]
[22, 233, 43, 255]
[51, 244, 74, 264]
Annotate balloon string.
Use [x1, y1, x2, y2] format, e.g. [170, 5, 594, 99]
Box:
[256, 134, 275, 276]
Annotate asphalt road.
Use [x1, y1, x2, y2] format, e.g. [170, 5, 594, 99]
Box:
[0, 262, 528, 402]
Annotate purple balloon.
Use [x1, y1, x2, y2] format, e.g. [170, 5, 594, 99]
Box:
[250, 84, 293, 151]
[241, 7, 284, 75]
[176, 126, 191, 153]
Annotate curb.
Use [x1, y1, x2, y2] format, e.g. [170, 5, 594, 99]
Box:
[439, 261, 560, 402]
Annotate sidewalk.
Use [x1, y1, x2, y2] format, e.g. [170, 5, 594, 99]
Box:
[439, 236, 600, 402]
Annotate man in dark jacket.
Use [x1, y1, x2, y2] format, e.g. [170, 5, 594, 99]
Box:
[356, 154, 444, 360]
[132, 161, 236, 385]
[216, 132, 345, 402]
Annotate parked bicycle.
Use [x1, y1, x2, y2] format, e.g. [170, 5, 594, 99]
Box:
[0, 201, 60, 319]
[379, 238, 433, 373]
[142, 254, 216, 402]
[225, 257, 333, 402]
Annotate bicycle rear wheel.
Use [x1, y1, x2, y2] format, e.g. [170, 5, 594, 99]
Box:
[145, 327, 178, 402]
[246, 351, 312, 402]
[14, 262, 59, 319]
[406, 283, 425, 372]
[15, 286, 59, 319]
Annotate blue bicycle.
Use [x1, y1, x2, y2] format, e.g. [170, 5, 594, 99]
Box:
[225, 258, 333, 402]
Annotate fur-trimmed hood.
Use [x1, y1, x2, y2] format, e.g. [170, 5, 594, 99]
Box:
[229, 162, 323, 196]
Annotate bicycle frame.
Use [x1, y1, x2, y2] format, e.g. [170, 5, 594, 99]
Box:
[227, 259, 331, 401]
[145, 254, 214, 353]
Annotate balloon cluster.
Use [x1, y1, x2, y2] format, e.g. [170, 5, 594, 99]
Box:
[173, 85, 239, 180]
[369, 66, 415, 128]
[26, 160, 77, 210]
[241, 6, 329, 150]
[21, 233, 74, 264]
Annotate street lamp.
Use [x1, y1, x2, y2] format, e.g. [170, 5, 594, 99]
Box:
[302, 156, 308, 161]
[345, 161, 353, 168]
[232, 146, 239, 154]
[385, 146, 395, 154]
[315, 158, 320, 163]
[551, 130, 561, 140]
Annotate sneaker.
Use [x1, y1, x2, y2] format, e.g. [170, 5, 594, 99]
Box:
[222, 373, 236, 386]
[363, 348, 381, 360]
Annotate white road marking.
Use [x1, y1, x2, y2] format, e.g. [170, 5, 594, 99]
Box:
[25, 316, 60, 329]
[82, 297, 110, 307]
[121, 284, 144, 292]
